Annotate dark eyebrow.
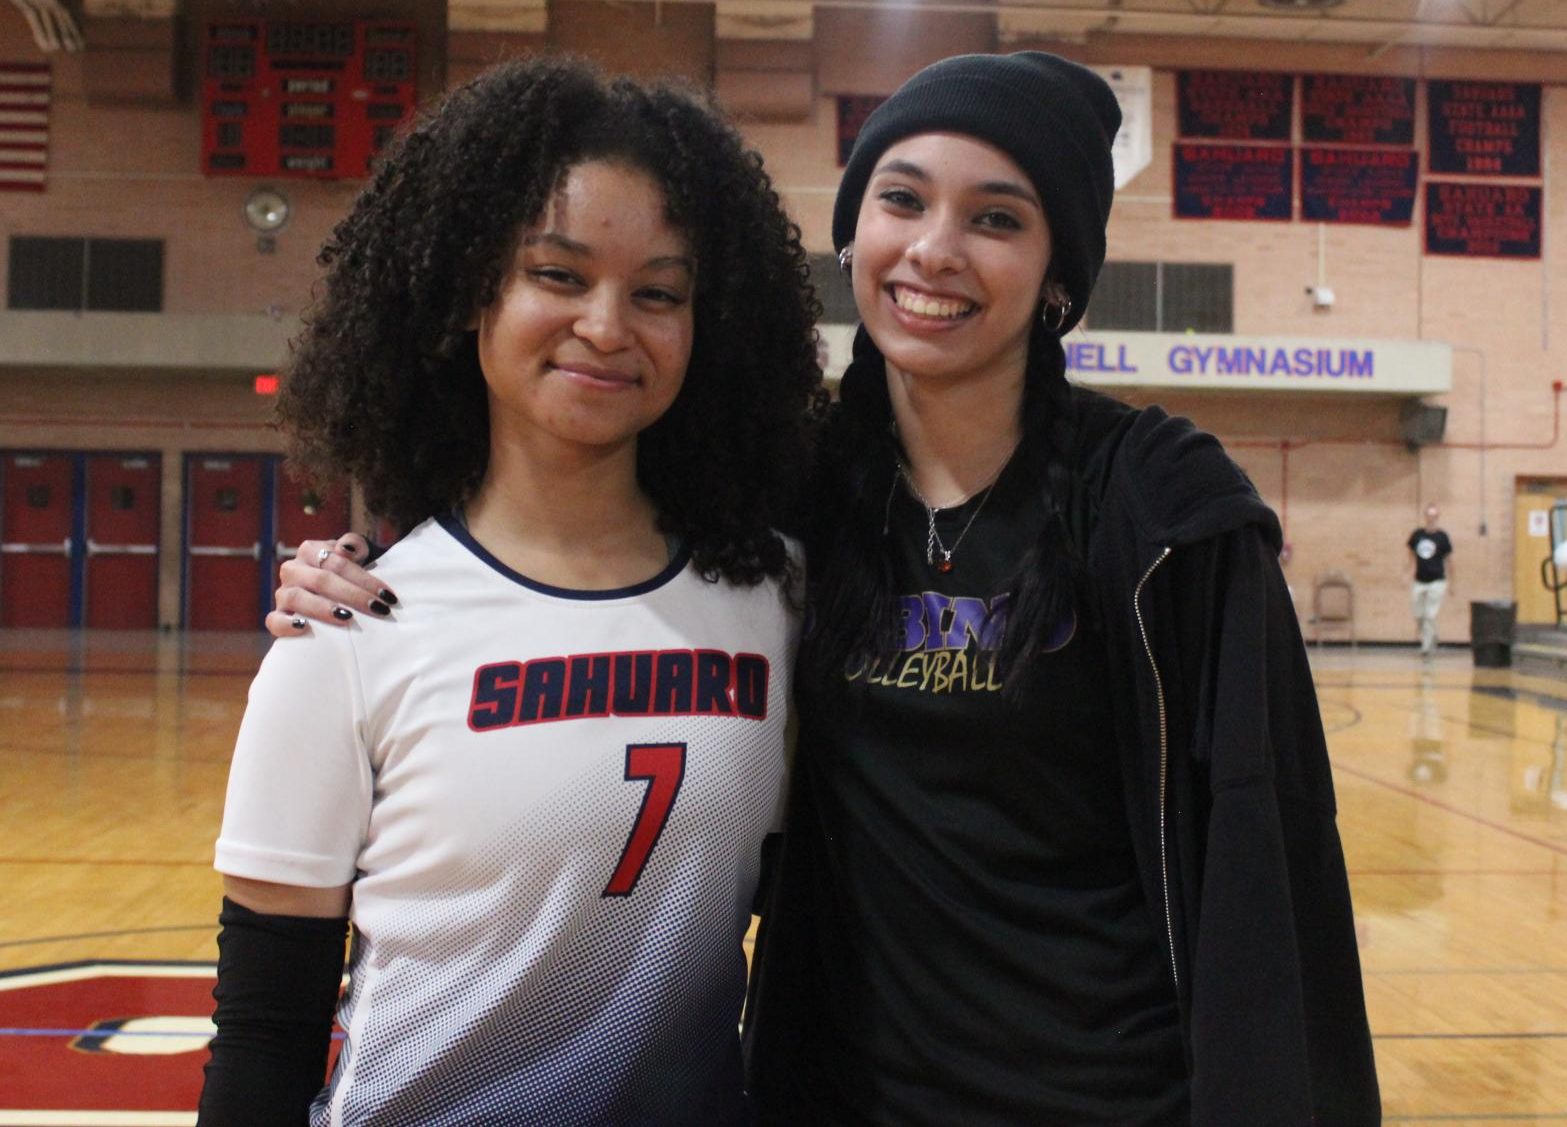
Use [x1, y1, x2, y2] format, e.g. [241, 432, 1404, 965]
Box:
[873, 158, 930, 182]
[521, 234, 693, 275]
[976, 180, 1041, 209]
[522, 231, 590, 255]
[645, 254, 696, 276]
[871, 159, 1040, 210]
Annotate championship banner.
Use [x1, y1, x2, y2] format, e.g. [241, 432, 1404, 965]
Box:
[1301, 74, 1415, 145]
[1174, 143, 1292, 221]
[1177, 70, 1292, 141]
[1427, 80, 1540, 177]
[1064, 332, 1452, 395]
[1425, 181, 1541, 259]
[836, 95, 885, 166]
[1301, 148, 1417, 225]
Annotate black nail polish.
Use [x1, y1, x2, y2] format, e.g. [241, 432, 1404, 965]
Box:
[340, 543, 358, 555]
[332, 606, 353, 620]
[378, 588, 399, 606]
[370, 600, 390, 616]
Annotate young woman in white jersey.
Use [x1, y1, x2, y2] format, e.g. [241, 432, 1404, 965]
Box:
[273, 52, 1380, 1125]
[199, 57, 821, 1126]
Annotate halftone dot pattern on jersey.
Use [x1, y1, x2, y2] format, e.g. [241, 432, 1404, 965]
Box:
[220, 521, 800, 1126]
[319, 712, 779, 1126]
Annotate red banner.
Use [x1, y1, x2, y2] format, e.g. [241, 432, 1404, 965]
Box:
[1178, 71, 1292, 141]
[1425, 181, 1541, 259]
[1427, 80, 1540, 177]
[1175, 144, 1293, 221]
[1301, 148, 1417, 225]
[1301, 75, 1415, 146]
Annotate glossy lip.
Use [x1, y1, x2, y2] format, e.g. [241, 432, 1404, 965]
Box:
[884, 282, 979, 331]
[548, 360, 641, 389]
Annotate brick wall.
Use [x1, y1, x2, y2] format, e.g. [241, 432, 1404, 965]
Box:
[2, 4, 1564, 638]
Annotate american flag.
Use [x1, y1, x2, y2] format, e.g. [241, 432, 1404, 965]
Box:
[0, 63, 50, 192]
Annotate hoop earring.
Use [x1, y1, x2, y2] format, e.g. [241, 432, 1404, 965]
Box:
[838, 244, 854, 275]
[1041, 294, 1072, 333]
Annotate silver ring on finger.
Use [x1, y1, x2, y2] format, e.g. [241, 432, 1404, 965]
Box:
[317, 546, 334, 565]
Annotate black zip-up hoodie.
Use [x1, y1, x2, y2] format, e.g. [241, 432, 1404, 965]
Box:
[747, 387, 1380, 1124]
[1077, 388, 1380, 1123]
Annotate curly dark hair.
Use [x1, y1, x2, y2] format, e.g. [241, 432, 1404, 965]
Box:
[278, 55, 824, 586]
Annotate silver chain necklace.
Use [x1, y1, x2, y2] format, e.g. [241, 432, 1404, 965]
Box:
[894, 458, 1008, 574]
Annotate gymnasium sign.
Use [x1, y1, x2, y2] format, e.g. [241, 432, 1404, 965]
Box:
[1301, 148, 1417, 225]
[1425, 181, 1542, 259]
[1063, 332, 1453, 395]
[1177, 70, 1292, 140]
[1174, 144, 1292, 221]
[1427, 80, 1540, 177]
[1301, 74, 1416, 145]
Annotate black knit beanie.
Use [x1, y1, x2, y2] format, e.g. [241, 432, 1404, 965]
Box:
[833, 51, 1120, 336]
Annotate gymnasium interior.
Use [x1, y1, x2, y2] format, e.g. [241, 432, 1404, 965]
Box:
[3, 0, 1567, 1120]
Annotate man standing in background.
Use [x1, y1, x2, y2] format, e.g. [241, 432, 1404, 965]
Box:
[1409, 504, 1455, 658]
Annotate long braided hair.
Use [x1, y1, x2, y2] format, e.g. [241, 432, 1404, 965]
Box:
[799, 313, 1085, 694]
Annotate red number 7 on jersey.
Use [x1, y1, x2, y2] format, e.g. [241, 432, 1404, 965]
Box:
[603, 743, 687, 897]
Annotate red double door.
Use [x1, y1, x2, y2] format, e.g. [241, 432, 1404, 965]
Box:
[0, 452, 161, 629]
[184, 456, 350, 630]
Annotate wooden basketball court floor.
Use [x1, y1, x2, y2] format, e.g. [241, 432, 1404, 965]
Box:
[2, 629, 1566, 1124]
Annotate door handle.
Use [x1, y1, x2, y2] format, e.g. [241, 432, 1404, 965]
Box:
[0, 538, 71, 556]
[275, 542, 299, 560]
[87, 539, 158, 556]
[189, 542, 262, 560]
[1545, 555, 1566, 593]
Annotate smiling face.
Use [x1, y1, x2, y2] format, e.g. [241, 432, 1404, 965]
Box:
[475, 160, 695, 463]
[850, 132, 1054, 386]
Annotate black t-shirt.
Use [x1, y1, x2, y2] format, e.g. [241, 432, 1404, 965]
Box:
[1408, 528, 1452, 583]
[781, 465, 1187, 1125]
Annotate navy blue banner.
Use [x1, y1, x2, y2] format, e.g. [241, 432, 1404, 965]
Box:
[1301, 75, 1415, 145]
[1175, 144, 1292, 221]
[836, 95, 885, 167]
[1425, 181, 1541, 258]
[1428, 80, 1540, 177]
[1178, 71, 1292, 140]
[1301, 148, 1417, 225]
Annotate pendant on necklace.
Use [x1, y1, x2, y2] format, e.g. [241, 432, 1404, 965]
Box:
[936, 553, 954, 574]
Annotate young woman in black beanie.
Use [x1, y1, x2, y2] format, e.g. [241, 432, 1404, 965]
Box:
[272, 51, 1379, 1125]
[744, 51, 1379, 1125]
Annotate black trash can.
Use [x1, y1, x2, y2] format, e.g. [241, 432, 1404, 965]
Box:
[1470, 599, 1517, 668]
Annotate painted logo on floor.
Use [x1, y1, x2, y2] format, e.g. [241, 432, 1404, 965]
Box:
[0, 961, 226, 1126]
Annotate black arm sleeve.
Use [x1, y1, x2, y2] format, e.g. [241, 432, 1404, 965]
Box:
[197, 897, 350, 1127]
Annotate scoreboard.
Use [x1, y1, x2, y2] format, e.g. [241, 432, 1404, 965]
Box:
[201, 21, 417, 179]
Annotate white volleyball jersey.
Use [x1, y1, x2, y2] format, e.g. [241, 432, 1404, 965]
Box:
[216, 516, 799, 1126]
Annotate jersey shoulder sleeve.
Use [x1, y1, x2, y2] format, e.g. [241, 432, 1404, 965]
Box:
[214, 627, 372, 888]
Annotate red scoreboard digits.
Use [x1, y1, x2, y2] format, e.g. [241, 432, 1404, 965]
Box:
[201, 21, 417, 179]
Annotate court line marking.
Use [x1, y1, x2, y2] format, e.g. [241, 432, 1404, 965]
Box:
[0, 1115, 195, 1126]
[1365, 967, 1567, 975]
[1333, 760, 1567, 858]
[0, 961, 214, 988]
[0, 665, 255, 678]
[0, 930, 211, 952]
[1319, 695, 1563, 752]
[1384, 1117, 1567, 1123]
[1352, 868, 1557, 876]
[1375, 1031, 1567, 1040]
[0, 1027, 213, 1038]
[0, 858, 213, 869]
